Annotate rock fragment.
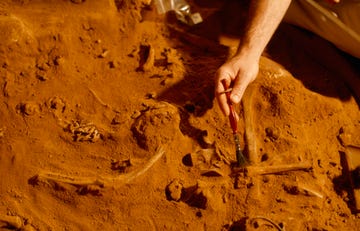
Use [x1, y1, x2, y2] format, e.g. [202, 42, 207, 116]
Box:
[166, 179, 183, 201]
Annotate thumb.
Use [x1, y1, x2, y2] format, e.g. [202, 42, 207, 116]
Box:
[230, 81, 246, 104]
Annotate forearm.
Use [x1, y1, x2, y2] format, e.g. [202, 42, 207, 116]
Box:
[215, 0, 292, 114]
[236, 0, 292, 60]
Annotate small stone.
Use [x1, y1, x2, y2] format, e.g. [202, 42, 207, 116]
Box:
[265, 127, 280, 141]
[166, 179, 183, 201]
[145, 92, 157, 99]
[54, 56, 65, 66]
[111, 114, 123, 125]
[99, 49, 109, 58]
[111, 159, 131, 172]
[48, 97, 66, 112]
[202, 131, 214, 146]
[16, 102, 41, 116]
[337, 127, 352, 146]
[131, 110, 141, 119]
[36, 70, 47, 81]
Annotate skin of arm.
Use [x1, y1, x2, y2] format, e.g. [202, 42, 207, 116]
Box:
[215, 0, 292, 116]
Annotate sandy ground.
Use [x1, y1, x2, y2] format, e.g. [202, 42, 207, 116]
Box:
[0, 0, 360, 230]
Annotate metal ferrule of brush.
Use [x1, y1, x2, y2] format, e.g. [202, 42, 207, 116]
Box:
[234, 133, 247, 166]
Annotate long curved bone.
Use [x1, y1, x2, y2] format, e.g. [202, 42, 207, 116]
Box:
[31, 146, 165, 190]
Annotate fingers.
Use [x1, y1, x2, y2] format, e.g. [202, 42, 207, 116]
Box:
[229, 64, 258, 105]
[230, 76, 247, 105]
[215, 58, 258, 116]
[215, 71, 230, 116]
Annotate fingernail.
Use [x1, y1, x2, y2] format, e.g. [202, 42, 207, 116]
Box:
[231, 95, 240, 103]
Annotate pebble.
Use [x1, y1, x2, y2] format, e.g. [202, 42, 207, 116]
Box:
[16, 102, 41, 116]
[131, 110, 141, 119]
[166, 179, 183, 201]
[99, 49, 109, 58]
[265, 127, 280, 141]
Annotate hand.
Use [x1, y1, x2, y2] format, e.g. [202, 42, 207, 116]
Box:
[215, 54, 259, 116]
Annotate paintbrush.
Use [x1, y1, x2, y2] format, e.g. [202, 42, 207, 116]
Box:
[221, 80, 247, 166]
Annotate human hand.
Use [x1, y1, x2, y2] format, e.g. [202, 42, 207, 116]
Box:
[215, 54, 259, 117]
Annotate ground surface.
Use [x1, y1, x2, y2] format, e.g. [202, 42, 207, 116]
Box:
[0, 0, 360, 230]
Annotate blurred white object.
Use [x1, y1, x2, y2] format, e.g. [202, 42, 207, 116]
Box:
[285, 0, 360, 58]
[154, 0, 203, 25]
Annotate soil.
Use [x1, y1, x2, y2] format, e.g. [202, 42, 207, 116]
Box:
[0, 0, 360, 230]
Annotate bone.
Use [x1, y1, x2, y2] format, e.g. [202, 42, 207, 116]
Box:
[244, 163, 312, 176]
[248, 216, 284, 231]
[120, 146, 165, 184]
[242, 83, 258, 163]
[241, 84, 262, 201]
[0, 215, 23, 229]
[88, 88, 120, 113]
[297, 184, 324, 199]
[34, 172, 106, 187]
[31, 146, 165, 191]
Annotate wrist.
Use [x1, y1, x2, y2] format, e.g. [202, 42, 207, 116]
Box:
[233, 42, 262, 63]
[231, 47, 261, 67]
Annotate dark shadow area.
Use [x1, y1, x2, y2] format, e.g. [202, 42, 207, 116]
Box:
[222, 217, 247, 231]
[266, 23, 360, 107]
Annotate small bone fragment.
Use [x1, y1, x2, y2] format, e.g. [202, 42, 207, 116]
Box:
[297, 184, 324, 198]
[88, 88, 111, 109]
[0, 215, 23, 229]
[244, 163, 312, 176]
[88, 88, 120, 113]
[120, 146, 165, 184]
[32, 146, 165, 189]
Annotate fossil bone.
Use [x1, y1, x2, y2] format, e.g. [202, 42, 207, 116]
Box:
[31, 146, 165, 191]
[244, 162, 312, 176]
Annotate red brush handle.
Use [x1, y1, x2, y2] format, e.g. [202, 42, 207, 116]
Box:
[221, 80, 238, 134]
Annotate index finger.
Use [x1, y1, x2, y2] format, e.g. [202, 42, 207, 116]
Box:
[215, 72, 231, 116]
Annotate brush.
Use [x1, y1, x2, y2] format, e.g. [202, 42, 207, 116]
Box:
[221, 80, 247, 166]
